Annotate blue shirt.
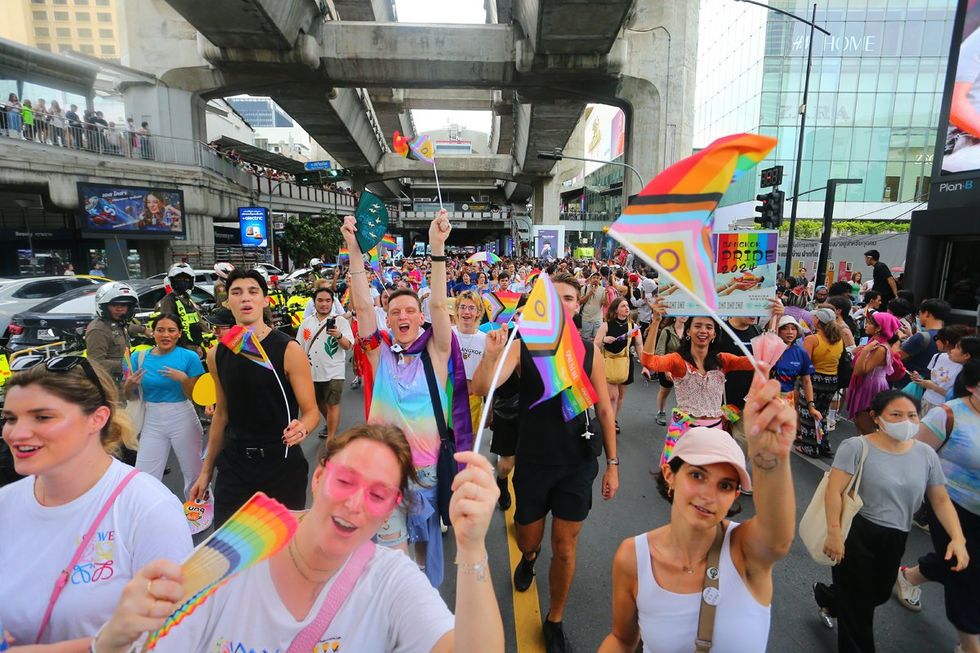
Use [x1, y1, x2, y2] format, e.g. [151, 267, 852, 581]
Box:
[772, 343, 815, 392]
[130, 346, 205, 403]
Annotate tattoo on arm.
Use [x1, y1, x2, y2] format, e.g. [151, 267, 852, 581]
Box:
[752, 452, 779, 470]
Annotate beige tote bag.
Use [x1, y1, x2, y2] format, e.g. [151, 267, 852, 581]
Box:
[799, 436, 869, 566]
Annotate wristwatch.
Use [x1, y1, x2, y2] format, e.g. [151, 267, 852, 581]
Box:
[806, 400, 816, 407]
[606, 457, 620, 466]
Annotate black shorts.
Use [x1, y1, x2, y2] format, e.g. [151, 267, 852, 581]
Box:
[512, 457, 599, 524]
[658, 374, 674, 389]
[920, 499, 980, 634]
[490, 417, 518, 457]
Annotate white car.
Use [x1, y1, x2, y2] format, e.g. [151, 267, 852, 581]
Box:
[0, 275, 107, 345]
[253, 263, 285, 278]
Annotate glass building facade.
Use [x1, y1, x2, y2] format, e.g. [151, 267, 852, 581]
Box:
[694, 0, 957, 218]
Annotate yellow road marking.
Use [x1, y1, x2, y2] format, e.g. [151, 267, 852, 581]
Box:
[504, 476, 546, 653]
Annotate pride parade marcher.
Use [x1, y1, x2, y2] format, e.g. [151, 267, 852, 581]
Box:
[898, 360, 980, 653]
[0, 357, 191, 647]
[814, 389, 968, 653]
[641, 301, 756, 467]
[652, 316, 687, 424]
[769, 316, 822, 451]
[599, 378, 798, 653]
[595, 297, 643, 434]
[296, 286, 353, 441]
[846, 311, 902, 435]
[342, 210, 473, 588]
[124, 313, 205, 499]
[472, 272, 619, 653]
[90, 425, 506, 653]
[798, 307, 846, 458]
[188, 269, 320, 527]
[452, 290, 488, 435]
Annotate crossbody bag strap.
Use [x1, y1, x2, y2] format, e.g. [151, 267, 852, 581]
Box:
[35, 468, 140, 644]
[694, 524, 727, 652]
[938, 404, 955, 452]
[420, 349, 450, 445]
[303, 319, 334, 355]
[285, 541, 376, 653]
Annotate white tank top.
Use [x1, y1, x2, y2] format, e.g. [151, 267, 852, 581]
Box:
[634, 522, 771, 653]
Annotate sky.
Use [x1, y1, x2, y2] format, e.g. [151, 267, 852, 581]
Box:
[394, 0, 493, 135]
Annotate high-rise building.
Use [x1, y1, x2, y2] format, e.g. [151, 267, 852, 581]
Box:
[224, 97, 294, 128]
[0, 0, 122, 61]
[694, 0, 957, 228]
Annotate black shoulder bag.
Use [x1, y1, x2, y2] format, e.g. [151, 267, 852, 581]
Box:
[421, 348, 458, 524]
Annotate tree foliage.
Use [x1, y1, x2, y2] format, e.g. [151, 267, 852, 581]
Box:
[277, 212, 344, 266]
[772, 219, 910, 238]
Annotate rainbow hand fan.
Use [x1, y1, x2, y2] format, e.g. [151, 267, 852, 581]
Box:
[143, 493, 298, 650]
[220, 325, 272, 370]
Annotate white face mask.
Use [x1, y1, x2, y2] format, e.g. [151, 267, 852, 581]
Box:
[879, 419, 918, 442]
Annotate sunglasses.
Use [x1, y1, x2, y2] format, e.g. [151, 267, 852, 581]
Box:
[10, 355, 107, 405]
[322, 461, 402, 516]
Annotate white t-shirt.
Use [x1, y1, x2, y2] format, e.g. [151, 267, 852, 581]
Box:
[0, 459, 191, 643]
[375, 306, 388, 329]
[297, 314, 354, 382]
[924, 353, 962, 405]
[149, 545, 454, 652]
[453, 327, 487, 380]
[635, 277, 658, 323]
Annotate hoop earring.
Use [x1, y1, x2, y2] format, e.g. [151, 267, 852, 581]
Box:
[668, 486, 674, 498]
[684, 335, 691, 340]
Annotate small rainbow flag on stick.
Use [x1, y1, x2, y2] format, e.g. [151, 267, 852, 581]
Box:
[520, 275, 597, 421]
[482, 290, 521, 324]
[608, 133, 776, 311]
[380, 234, 398, 250]
[220, 325, 272, 370]
[338, 248, 349, 263]
[143, 493, 298, 650]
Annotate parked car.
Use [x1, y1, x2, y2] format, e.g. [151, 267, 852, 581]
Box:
[253, 262, 286, 278]
[0, 275, 107, 346]
[6, 279, 215, 353]
[148, 269, 216, 296]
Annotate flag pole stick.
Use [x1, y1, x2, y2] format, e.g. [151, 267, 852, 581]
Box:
[273, 368, 293, 458]
[473, 321, 521, 453]
[609, 233, 768, 386]
[432, 159, 444, 208]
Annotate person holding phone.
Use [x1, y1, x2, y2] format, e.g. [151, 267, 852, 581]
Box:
[297, 287, 353, 440]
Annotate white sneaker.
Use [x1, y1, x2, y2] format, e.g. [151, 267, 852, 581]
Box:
[893, 567, 922, 612]
[826, 418, 837, 432]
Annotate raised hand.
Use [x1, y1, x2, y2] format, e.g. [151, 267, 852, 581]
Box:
[450, 451, 499, 552]
[429, 208, 452, 246]
[744, 379, 797, 468]
[341, 215, 358, 250]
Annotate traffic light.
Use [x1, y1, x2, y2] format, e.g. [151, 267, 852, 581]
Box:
[755, 192, 774, 228]
[755, 191, 785, 229]
[325, 168, 351, 180]
[296, 172, 319, 187]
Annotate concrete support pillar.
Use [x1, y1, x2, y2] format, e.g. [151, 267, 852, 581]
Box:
[616, 0, 699, 199]
[532, 176, 559, 225]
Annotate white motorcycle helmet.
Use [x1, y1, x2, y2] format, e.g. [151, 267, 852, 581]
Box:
[213, 262, 234, 280]
[95, 281, 138, 320]
[166, 262, 195, 294]
[251, 265, 270, 286]
[309, 258, 323, 270]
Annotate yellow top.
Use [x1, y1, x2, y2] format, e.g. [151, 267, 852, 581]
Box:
[811, 332, 844, 375]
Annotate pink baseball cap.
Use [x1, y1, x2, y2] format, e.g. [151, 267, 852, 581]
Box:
[671, 427, 752, 492]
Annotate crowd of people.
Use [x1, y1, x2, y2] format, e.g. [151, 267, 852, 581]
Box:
[2, 94, 154, 158]
[205, 142, 358, 194]
[0, 215, 977, 653]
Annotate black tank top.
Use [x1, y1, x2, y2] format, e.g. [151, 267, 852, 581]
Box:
[215, 329, 299, 445]
[604, 318, 630, 355]
[517, 337, 595, 466]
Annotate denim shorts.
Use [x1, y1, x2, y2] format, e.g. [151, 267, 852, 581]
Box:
[376, 463, 437, 546]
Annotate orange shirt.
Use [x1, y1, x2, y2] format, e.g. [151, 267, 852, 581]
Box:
[640, 351, 754, 377]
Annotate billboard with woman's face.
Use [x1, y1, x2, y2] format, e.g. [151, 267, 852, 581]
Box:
[78, 183, 185, 237]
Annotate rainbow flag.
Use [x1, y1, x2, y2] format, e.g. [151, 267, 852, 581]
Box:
[368, 247, 381, 271]
[144, 493, 297, 650]
[220, 325, 272, 370]
[518, 275, 597, 421]
[380, 234, 398, 250]
[338, 248, 349, 263]
[409, 134, 435, 164]
[608, 133, 776, 311]
[525, 269, 541, 288]
[482, 290, 521, 324]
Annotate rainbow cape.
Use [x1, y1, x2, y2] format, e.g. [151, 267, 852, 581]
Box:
[608, 133, 776, 311]
[482, 290, 521, 324]
[519, 275, 597, 421]
[144, 493, 297, 650]
[219, 325, 272, 370]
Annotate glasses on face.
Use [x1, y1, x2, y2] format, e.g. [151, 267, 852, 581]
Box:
[322, 461, 402, 516]
[10, 355, 107, 405]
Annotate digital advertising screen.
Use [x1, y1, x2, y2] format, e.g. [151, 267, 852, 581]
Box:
[939, 0, 980, 176]
[78, 183, 185, 238]
[239, 207, 269, 247]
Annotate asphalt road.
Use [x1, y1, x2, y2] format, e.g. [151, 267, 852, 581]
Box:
[163, 368, 959, 653]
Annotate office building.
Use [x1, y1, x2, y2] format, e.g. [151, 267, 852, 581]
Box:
[0, 0, 121, 60]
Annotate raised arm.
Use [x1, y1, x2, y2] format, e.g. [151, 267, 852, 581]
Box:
[428, 210, 453, 361]
[470, 324, 519, 395]
[734, 379, 797, 575]
[340, 216, 378, 342]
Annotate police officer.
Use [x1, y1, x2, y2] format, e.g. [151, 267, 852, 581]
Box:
[213, 261, 234, 308]
[156, 262, 207, 349]
[85, 281, 140, 382]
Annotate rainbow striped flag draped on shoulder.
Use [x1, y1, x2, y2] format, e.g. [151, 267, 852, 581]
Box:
[608, 133, 776, 311]
[518, 275, 597, 421]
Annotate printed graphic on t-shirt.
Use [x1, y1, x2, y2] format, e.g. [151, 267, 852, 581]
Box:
[460, 345, 481, 360]
[72, 529, 116, 585]
[211, 637, 278, 653]
[315, 638, 342, 652]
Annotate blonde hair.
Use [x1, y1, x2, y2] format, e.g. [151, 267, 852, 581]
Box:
[5, 359, 137, 455]
[455, 290, 485, 320]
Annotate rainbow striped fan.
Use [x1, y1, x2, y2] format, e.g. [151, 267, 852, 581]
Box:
[142, 492, 298, 650]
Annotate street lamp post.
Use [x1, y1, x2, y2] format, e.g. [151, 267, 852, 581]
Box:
[734, 0, 829, 277]
[537, 149, 645, 189]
